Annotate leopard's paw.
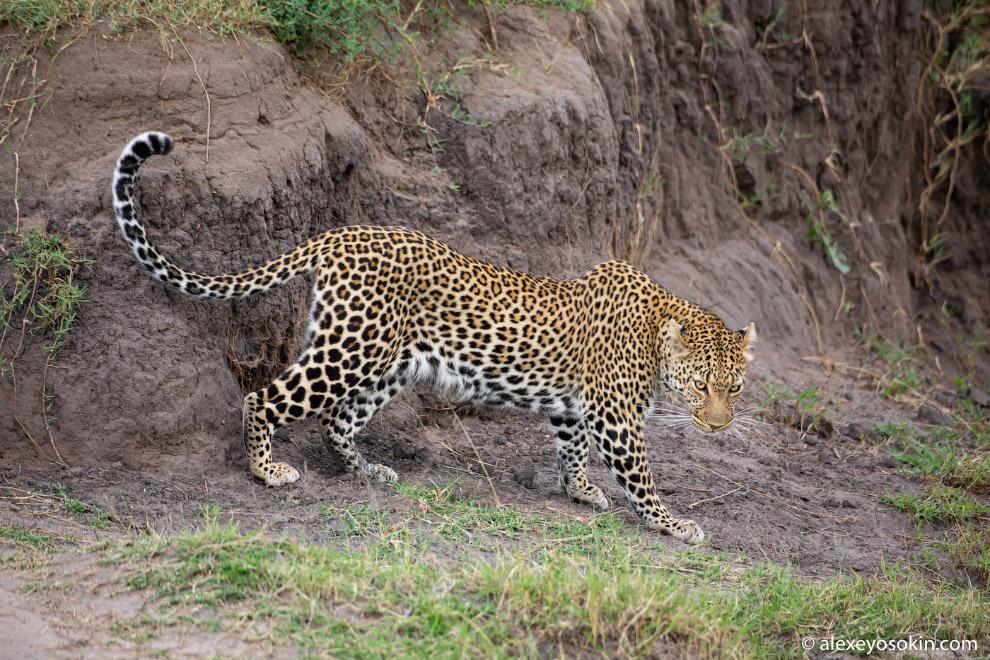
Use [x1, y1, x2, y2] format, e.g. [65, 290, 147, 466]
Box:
[366, 463, 398, 484]
[560, 478, 610, 510]
[263, 462, 300, 487]
[670, 518, 705, 544]
[583, 484, 609, 510]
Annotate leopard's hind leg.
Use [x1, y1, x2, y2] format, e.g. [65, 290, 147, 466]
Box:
[242, 360, 319, 486]
[317, 370, 408, 483]
[243, 347, 389, 487]
[549, 414, 609, 509]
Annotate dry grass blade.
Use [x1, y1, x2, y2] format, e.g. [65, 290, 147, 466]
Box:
[174, 32, 212, 161]
[452, 409, 502, 508]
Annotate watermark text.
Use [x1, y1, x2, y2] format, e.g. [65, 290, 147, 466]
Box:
[802, 635, 978, 654]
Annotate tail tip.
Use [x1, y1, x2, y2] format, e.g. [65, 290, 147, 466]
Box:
[146, 131, 174, 156]
[129, 131, 174, 159]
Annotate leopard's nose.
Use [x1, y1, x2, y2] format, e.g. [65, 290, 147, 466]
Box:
[709, 420, 733, 432]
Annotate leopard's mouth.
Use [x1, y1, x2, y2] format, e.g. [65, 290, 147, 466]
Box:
[694, 418, 733, 433]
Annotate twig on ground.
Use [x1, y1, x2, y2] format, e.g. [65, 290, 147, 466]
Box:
[688, 485, 743, 510]
[691, 463, 859, 523]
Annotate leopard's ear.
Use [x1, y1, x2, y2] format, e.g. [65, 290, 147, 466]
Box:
[738, 322, 757, 363]
[665, 319, 690, 358]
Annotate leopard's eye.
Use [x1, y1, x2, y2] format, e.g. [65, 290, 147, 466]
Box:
[728, 383, 742, 395]
[693, 378, 708, 393]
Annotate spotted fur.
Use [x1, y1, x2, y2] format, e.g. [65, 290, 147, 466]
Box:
[113, 132, 757, 544]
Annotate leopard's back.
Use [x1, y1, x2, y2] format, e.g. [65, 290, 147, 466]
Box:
[305, 226, 589, 418]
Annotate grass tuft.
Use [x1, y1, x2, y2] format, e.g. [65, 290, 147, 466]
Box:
[2, 228, 92, 358]
[882, 483, 990, 525]
[0, 0, 272, 38]
[0, 523, 60, 552]
[892, 438, 990, 491]
[939, 525, 990, 585]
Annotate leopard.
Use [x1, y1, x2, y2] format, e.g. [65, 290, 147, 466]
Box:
[112, 131, 756, 544]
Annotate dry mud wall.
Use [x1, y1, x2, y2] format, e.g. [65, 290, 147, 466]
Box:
[0, 0, 987, 473]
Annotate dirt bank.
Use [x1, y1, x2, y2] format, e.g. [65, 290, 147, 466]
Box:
[4, 0, 980, 472]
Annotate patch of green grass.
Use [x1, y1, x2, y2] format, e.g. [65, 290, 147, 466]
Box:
[41, 481, 67, 497]
[0, 523, 59, 552]
[66, 497, 117, 528]
[197, 502, 223, 524]
[892, 437, 990, 490]
[1, 229, 93, 464]
[393, 481, 643, 558]
[730, 561, 989, 650]
[855, 330, 927, 400]
[112, 524, 674, 655]
[109, 614, 160, 643]
[874, 420, 915, 440]
[2, 228, 92, 358]
[882, 483, 990, 524]
[880, 409, 990, 491]
[0, 0, 95, 34]
[956, 396, 990, 450]
[321, 503, 392, 537]
[22, 482, 119, 529]
[881, 416, 990, 586]
[105, 521, 989, 658]
[939, 525, 990, 585]
[2, 0, 595, 58]
[397, 482, 525, 535]
[882, 366, 925, 398]
[0, 0, 271, 38]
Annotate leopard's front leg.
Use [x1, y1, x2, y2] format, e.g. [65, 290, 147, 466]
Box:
[586, 405, 704, 544]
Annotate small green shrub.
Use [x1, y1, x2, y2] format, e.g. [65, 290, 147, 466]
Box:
[2, 228, 92, 364]
[2, 229, 91, 357]
[257, 0, 401, 59]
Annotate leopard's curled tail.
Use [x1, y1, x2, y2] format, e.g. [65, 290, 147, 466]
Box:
[113, 132, 322, 299]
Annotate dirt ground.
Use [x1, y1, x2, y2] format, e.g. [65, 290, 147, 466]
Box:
[0, 372, 974, 657]
[0, 378, 932, 575]
[1, 0, 989, 656]
[11, 384, 950, 550]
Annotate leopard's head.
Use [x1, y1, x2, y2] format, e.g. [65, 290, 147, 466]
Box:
[660, 319, 756, 432]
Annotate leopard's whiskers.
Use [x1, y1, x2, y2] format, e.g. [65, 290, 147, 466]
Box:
[732, 414, 768, 428]
[734, 406, 768, 417]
